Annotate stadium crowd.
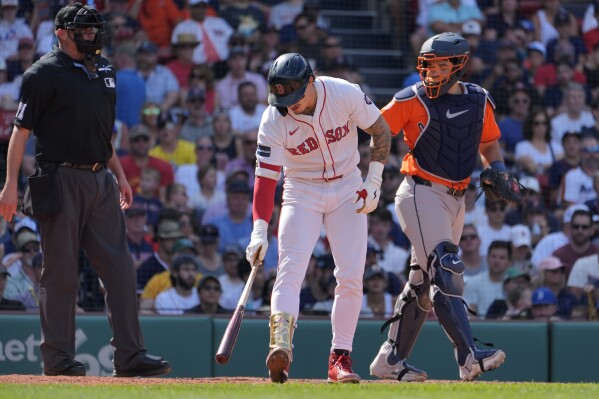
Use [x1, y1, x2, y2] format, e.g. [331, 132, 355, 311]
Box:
[0, 0, 598, 321]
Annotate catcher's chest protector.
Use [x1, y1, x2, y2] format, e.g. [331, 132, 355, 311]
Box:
[413, 83, 486, 182]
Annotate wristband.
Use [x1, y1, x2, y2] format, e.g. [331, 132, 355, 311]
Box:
[490, 161, 506, 172]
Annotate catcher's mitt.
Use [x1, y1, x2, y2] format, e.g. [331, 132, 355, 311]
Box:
[479, 168, 523, 206]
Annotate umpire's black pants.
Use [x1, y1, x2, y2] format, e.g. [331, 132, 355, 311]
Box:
[38, 166, 145, 371]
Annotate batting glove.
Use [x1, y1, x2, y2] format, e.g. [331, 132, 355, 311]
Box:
[246, 219, 269, 266]
[355, 161, 384, 214]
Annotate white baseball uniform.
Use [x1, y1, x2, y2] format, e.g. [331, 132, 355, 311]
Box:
[255, 76, 381, 351]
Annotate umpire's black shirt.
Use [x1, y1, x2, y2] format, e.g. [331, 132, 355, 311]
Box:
[13, 47, 116, 163]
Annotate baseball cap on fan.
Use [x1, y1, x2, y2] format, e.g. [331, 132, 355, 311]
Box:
[510, 224, 531, 247]
[1, 0, 19, 7]
[461, 20, 481, 36]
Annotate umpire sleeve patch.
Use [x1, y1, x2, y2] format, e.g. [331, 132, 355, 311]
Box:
[257, 144, 271, 157]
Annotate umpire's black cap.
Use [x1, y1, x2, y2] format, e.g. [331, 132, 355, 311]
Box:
[54, 2, 83, 29]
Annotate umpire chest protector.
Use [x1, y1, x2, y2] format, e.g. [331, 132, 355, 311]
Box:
[407, 82, 490, 182]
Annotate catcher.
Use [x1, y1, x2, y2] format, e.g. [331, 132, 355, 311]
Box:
[369, 32, 520, 382]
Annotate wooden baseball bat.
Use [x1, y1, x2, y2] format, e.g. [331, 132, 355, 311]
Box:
[215, 262, 260, 364]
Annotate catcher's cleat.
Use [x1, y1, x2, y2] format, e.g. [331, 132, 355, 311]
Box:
[459, 348, 506, 381]
[328, 351, 361, 383]
[266, 348, 291, 383]
[370, 352, 428, 382]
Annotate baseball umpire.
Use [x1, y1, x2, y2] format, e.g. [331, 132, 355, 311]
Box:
[245, 53, 392, 383]
[369, 32, 516, 382]
[0, 3, 171, 377]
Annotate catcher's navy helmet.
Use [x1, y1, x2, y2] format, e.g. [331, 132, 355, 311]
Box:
[417, 32, 470, 99]
[267, 53, 313, 108]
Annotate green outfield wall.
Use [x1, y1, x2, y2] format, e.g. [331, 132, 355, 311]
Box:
[0, 314, 596, 382]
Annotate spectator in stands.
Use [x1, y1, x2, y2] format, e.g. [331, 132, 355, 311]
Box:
[379, 165, 402, 208]
[545, 10, 586, 71]
[171, 0, 233, 65]
[530, 287, 561, 321]
[180, 64, 220, 115]
[139, 102, 162, 146]
[2, 227, 41, 311]
[150, 113, 196, 169]
[464, 181, 487, 228]
[163, 183, 191, 215]
[229, 81, 267, 138]
[215, 46, 268, 109]
[581, 99, 599, 138]
[533, 40, 587, 100]
[137, 219, 184, 292]
[489, 58, 535, 117]
[185, 275, 230, 314]
[179, 88, 213, 143]
[166, 33, 200, 88]
[464, 240, 512, 318]
[113, 44, 146, 129]
[0, 264, 25, 310]
[130, 0, 185, 58]
[583, 1, 599, 52]
[561, 134, 599, 206]
[247, 25, 281, 76]
[0, 58, 20, 110]
[119, 124, 175, 202]
[155, 254, 201, 315]
[124, 205, 153, 269]
[567, 253, 599, 318]
[543, 61, 591, 117]
[318, 35, 348, 74]
[219, 0, 267, 44]
[535, 255, 576, 319]
[505, 176, 543, 226]
[477, 199, 512, 257]
[209, 180, 253, 252]
[460, 20, 487, 86]
[367, 207, 409, 280]
[212, 109, 239, 174]
[360, 265, 393, 318]
[552, 209, 598, 278]
[225, 128, 257, 186]
[175, 135, 224, 201]
[548, 131, 582, 207]
[484, 0, 526, 41]
[135, 41, 180, 115]
[0, 0, 33, 61]
[268, 0, 303, 31]
[427, 0, 483, 37]
[299, 253, 335, 314]
[218, 244, 245, 310]
[459, 224, 487, 283]
[585, 172, 599, 217]
[531, 0, 577, 47]
[531, 204, 590, 270]
[132, 168, 164, 227]
[103, 10, 138, 56]
[524, 42, 547, 90]
[196, 224, 225, 277]
[286, 12, 328, 67]
[509, 224, 533, 275]
[486, 267, 532, 320]
[498, 88, 532, 162]
[550, 83, 595, 146]
[6, 37, 37, 82]
[515, 107, 563, 178]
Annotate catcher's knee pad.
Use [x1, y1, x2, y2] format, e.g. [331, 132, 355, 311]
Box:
[429, 242, 465, 297]
[269, 312, 295, 353]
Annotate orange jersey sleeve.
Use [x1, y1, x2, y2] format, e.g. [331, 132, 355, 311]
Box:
[381, 96, 500, 191]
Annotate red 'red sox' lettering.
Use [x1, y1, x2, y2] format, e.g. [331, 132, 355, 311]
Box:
[286, 137, 319, 155]
[324, 121, 350, 144]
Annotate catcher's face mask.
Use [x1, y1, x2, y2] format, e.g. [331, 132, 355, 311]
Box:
[417, 54, 469, 99]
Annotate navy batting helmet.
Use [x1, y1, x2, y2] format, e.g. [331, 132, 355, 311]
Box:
[417, 32, 470, 99]
[268, 53, 313, 108]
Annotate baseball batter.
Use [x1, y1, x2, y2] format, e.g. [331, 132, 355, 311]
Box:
[369, 33, 507, 382]
[245, 53, 392, 383]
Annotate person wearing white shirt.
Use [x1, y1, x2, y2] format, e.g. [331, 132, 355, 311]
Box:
[477, 199, 512, 257]
[171, 0, 234, 65]
[0, 0, 34, 61]
[562, 134, 599, 206]
[229, 81, 267, 135]
[154, 254, 201, 315]
[550, 83, 595, 145]
[367, 207, 409, 278]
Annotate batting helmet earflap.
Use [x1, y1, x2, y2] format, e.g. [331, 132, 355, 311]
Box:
[268, 53, 313, 109]
[417, 32, 470, 99]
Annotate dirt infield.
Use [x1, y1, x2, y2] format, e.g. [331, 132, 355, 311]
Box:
[0, 375, 461, 385]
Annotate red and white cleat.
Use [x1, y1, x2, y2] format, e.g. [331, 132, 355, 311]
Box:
[327, 351, 361, 383]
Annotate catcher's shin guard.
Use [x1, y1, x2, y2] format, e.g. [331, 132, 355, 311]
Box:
[266, 312, 295, 383]
[432, 291, 505, 381]
[370, 273, 430, 381]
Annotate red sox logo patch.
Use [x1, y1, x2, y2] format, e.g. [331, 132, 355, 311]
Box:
[275, 84, 285, 95]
